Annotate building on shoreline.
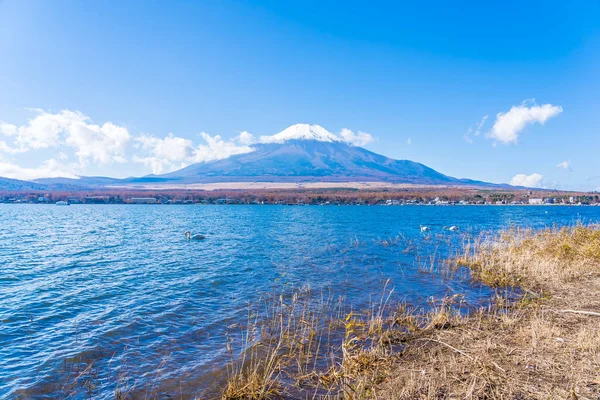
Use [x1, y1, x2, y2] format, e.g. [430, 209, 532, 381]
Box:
[129, 197, 158, 204]
[85, 196, 110, 204]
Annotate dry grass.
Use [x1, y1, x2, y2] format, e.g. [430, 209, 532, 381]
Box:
[222, 285, 347, 399]
[222, 225, 600, 399]
[376, 225, 600, 399]
[377, 279, 600, 399]
[455, 224, 600, 288]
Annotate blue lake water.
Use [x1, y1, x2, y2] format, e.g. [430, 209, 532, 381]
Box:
[1, 204, 599, 398]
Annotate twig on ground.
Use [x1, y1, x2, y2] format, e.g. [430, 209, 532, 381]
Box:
[555, 309, 600, 317]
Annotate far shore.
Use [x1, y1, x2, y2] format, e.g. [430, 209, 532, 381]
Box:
[2, 182, 598, 205]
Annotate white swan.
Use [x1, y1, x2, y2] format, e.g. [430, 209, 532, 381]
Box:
[420, 225, 431, 232]
[185, 231, 206, 240]
[443, 226, 459, 231]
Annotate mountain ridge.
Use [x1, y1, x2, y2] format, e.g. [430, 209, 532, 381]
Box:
[153, 139, 485, 185]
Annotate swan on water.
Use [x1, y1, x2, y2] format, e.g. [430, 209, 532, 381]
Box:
[185, 231, 206, 240]
[443, 226, 460, 231]
[420, 225, 431, 232]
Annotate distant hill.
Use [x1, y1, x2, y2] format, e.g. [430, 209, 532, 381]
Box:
[0, 176, 119, 192]
[34, 176, 123, 189]
[0, 177, 48, 191]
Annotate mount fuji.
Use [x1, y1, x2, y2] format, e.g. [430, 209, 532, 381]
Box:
[124, 124, 494, 187]
[23, 124, 503, 190]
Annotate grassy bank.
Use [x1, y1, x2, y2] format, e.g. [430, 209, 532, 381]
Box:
[223, 225, 600, 399]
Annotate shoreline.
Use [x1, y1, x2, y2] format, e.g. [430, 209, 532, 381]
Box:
[220, 225, 600, 399]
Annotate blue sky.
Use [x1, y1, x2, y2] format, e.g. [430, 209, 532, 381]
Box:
[0, 0, 599, 190]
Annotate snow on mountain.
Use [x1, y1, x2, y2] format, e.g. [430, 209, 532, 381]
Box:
[260, 124, 343, 144]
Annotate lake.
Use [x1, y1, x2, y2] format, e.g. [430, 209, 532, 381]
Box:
[1, 204, 599, 398]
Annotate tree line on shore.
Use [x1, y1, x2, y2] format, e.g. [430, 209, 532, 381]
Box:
[1, 187, 599, 205]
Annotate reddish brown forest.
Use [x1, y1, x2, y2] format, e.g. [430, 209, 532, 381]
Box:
[1, 186, 597, 205]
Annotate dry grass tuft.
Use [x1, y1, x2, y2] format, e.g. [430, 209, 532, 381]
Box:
[222, 369, 281, 400]
[455, 224, 600, 288]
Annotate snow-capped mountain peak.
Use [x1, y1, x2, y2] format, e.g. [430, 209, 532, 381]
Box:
[260, 124, 342, 143]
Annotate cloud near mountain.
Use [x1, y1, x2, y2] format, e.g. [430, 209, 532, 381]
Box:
[132, 132, 255, 174]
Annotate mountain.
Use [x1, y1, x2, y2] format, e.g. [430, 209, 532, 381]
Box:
[15, 124, 506, 189]
[153, 141, 459, 184]
[141, 124, 494, 186]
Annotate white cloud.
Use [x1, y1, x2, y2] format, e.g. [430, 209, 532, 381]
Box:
[237, 130, 255, 145]
[339, 128, 374, 146]
[407, 138, 412, 145]
[0, 122, 18, 136]
[66, 120, 130, 165]
[133, 132, 254, 174]
[136, 134, 194, 161]
[15, 111, 76, 150]
[194, 132, 254, 163]
[0, 140, 28, 154]
[258, 135, 281, 144]
[131, 156, 187, 175]
[0, 110, 131, 164]
[510, 173, 544, 187]
[464, 115, 488, 144]
[0, 159, 79, 180]
[133, 133, 196, 174]
[556, 160, 571, 170]
[475, 115, 488, 135]
[488, 101, 562, 144]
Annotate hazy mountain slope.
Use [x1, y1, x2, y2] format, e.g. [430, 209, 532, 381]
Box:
[0, 177, 48, 191]
[34, 176, 123, 188]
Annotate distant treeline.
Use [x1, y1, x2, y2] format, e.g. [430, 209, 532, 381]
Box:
[1, 187, 598, 205]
